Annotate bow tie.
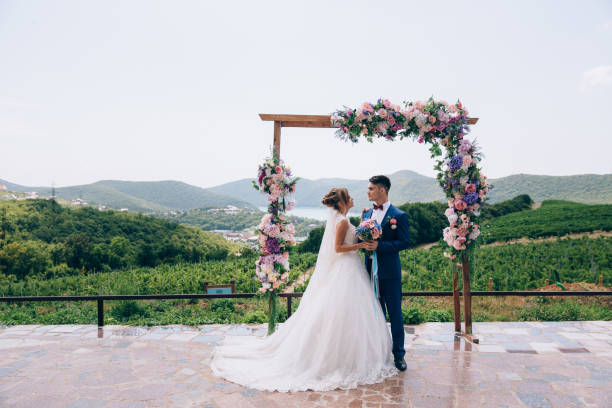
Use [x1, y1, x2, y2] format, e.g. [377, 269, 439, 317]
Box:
[373, 204, 384, 211]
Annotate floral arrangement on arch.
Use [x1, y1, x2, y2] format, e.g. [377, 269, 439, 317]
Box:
[332, 97, 490, 259]
[253, 156, 298, 292]
[253, 156, 298, 334]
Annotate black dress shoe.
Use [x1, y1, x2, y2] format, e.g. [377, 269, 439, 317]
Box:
[394, 358, 407, 371]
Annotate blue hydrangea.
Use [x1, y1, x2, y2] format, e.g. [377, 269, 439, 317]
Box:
[449, 155, 463, 171]
[463, 192, 479, 205]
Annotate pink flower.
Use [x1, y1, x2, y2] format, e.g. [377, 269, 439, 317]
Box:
[444, 208, 456, 217]
[377, 109, 388, 118]
[390, 218, 397, 225]
[459, 139, 472, 154]
[465, 183, 477, 193]
[460, 214, 470, 224]
[383, 99, 392, 108]
[361, 102, 374, 112]
[457, 226, 468, 237]
[415, 101, 426, 109]
[462, 155, 474, 167]
[448, 105, 458, 114]
[417, 135, 424, 143]
[428, 115, 436, 124]
[455, 200, 467, 211]
[275, 166, 282, 174]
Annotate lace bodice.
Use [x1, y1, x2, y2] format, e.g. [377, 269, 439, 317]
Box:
[345, 218, 358, 245]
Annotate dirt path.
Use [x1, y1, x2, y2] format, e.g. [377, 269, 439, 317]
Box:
[415, 230, 612, 250]
[283, 267, 314, 293]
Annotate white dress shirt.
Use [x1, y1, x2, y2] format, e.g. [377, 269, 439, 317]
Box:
[371, 201, 390, 225]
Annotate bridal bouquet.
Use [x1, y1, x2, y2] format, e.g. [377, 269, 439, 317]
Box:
[356, 219, 382, 255]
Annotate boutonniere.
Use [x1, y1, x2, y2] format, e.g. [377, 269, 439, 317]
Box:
[385, 216, 398, 229]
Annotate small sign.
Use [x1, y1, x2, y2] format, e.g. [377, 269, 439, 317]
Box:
[207, 287, 233, 295]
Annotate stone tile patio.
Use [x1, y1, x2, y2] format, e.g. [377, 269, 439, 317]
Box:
[0, 321, 611, 407]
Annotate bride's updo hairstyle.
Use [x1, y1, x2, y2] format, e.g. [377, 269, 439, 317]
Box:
[321, 188, 349, 211]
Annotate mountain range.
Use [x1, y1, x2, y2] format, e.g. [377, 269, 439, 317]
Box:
[2, 171, 611, 212]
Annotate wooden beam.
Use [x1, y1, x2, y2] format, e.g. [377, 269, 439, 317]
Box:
[259, 114, 331, 123]
[280, 121, 333, 128]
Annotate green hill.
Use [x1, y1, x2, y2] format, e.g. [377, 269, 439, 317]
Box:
[208, 171, 612, 208]
[487, 174, 612, 204]
[0, 199, 240, 279]
[0, 179, 254, 212]
[481, 200, 612, 243]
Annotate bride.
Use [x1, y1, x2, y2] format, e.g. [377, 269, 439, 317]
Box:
[210, 188, 397, 392]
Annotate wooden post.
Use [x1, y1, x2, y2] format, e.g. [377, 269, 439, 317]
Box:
[452, 270, 461, 333]
[488, 277, 493, 291]
[273, 121, 281, 160]
[545, 279, 549, 286]
[599, 275, 604, 287]
[230, 279, 236, 294]
[462, 253, 472, 335]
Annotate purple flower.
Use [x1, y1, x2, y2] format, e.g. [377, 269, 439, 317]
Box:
[258, 171, 265, 185]
[266, 237, 281, 253]
[464, 192, 479, 205]
[449, 155, 463, 171]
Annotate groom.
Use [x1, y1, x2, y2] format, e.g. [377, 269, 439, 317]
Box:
[362, 175, 410, 371]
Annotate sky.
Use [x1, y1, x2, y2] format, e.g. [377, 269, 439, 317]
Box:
[1, 0, 611, 189]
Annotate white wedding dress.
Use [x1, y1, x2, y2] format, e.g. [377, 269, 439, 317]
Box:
[210, 208, 397, 392]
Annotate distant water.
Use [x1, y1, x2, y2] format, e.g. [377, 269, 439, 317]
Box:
[258, 206, 359, 221]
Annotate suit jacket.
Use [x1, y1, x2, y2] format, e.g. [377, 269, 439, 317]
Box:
[362, 204, 410, 280]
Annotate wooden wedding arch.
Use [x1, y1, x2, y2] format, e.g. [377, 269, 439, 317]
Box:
[259, 113, 480, 343]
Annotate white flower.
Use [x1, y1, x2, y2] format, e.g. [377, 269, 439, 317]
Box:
[447, 214, 458, 224]
[468, 229, 480, 240]
[415, 113, 428, 128]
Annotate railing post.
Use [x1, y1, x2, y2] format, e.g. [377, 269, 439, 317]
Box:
[452, 271, 461, 333]
[97, 298, 104, 326]
[287, 295, 292, 318]
[488, 277, 493, 291]
[599, 275, 603, 287]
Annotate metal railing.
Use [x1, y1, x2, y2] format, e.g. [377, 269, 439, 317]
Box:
[1, 290, 610, 326]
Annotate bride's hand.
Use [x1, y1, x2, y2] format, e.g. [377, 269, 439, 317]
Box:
[363, 241, 377, 251]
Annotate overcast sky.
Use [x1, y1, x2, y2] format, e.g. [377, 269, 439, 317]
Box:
[1, 0, 611, 188]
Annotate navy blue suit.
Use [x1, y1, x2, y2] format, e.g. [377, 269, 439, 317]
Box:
[362, 204, 410, 360]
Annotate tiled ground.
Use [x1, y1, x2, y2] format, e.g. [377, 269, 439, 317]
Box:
[0, 321, 611, 407]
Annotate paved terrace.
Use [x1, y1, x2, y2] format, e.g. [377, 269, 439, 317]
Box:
[0, 321, 611, 408]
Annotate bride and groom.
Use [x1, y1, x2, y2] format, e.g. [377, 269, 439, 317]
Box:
[211, 175, 411, 392]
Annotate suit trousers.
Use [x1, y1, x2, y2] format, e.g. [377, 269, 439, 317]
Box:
[367, 258, 405, 360]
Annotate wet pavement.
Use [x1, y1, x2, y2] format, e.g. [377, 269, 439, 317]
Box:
[0, 321, 611, 407]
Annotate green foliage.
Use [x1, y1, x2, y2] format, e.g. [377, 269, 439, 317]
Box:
[481, 194, 533, 219]
[0, 199, 239, 278]
[111, 300, 150, 321]
[481, 201, 612, 243]
[211, 299, 235, 312]
[401, 236, 612, 291]
[396, 201, 448, 247]
[297, 225, 325, 253]
[402, 305, 425, 324]
[518, 298, 612, 321]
